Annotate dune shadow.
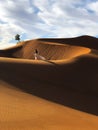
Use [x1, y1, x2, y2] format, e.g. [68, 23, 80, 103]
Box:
[0, 57, 98, 115]
[1, 74, 98, 116]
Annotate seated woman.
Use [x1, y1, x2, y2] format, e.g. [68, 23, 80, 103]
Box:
[34, 49, 46, 60]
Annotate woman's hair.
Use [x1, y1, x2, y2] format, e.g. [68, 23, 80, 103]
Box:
[34, 49, 38, 54]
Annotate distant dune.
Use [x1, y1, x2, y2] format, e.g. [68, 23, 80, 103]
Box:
[37, 35, 98, 49]
[0, 35, 98, 129]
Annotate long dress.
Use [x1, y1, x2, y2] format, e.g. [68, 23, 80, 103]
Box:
[34, 53, 46, 60]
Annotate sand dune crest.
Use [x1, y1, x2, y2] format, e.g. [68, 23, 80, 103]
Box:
[0, 39, 90, 60]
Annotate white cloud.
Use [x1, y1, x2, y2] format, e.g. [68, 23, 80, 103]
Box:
[87, 1, 98, 13]
[0, 0, 98, 49]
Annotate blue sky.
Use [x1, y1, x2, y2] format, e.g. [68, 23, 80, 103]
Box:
[0, 0, 98, 49]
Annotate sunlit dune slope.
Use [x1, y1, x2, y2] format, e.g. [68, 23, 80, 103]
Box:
[0, 81, 98, 130]
[0, 39, 90, 60]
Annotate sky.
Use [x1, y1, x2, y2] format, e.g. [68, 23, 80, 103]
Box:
[0, 0, 98, 49]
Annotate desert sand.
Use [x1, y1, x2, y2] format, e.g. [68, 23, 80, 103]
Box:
[0, 35, 98, 129]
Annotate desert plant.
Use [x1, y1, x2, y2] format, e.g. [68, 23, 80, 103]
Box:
[15, 34, 20, 43]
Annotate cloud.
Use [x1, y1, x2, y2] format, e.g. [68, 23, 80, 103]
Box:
[0, 0, 98, 49]
[33, 0, 98, 37]
[87, 1, 98, 14]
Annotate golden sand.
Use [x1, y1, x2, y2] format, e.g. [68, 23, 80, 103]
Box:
[0, 35, 98, 129]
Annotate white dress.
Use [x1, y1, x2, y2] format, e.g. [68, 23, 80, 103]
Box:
[34, 53, 46, 60]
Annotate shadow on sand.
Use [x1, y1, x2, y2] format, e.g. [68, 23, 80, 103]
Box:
[0, 57, 98, 116]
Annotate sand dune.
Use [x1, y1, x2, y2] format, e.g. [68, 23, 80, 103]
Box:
[0, 81, 98, 130]
[0, 38, 90, 60]
[37, 35, 98, 49]
[0, 35, 98, 129]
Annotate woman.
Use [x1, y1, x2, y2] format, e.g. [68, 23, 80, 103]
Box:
[34, 49, 46, 60]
